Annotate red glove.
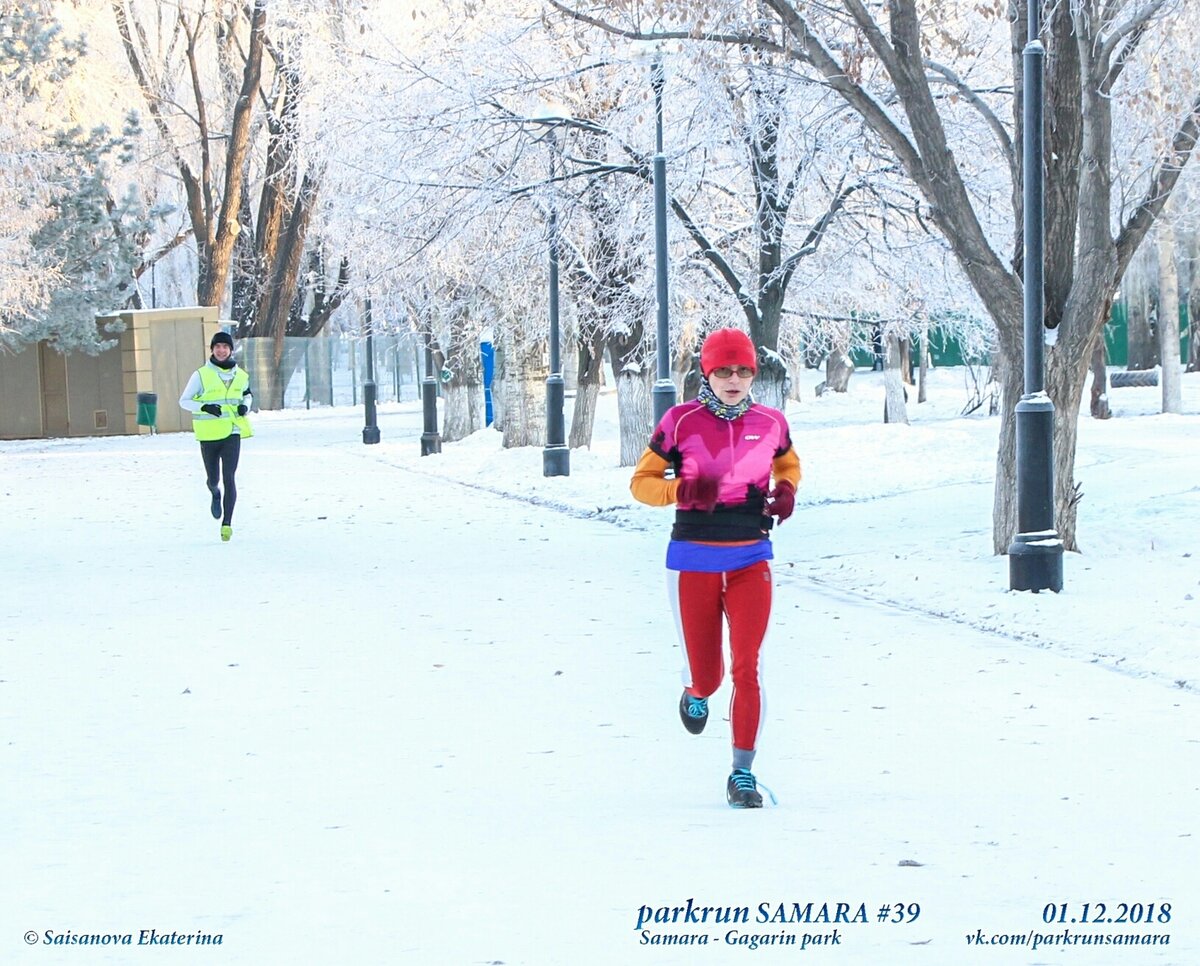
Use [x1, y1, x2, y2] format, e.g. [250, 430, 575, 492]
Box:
[676, 474, 720, 512]
[767, 481, 795, 523]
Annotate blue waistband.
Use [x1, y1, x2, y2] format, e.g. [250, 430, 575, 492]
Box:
[665, 540, 773, 573]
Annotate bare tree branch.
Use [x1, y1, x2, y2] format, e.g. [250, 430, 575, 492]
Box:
[1114, 88, 1200, 278]
[925, 60, 1015, 180]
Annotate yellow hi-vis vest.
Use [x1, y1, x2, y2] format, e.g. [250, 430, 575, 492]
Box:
[191, 365, 254, 441]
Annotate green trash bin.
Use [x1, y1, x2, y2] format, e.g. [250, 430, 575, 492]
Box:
[136, 391, 158, 431]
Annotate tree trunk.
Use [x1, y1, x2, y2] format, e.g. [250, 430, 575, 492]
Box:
[1044, 343, 1089, 553]
[1089, 335, 1111, 420]
[616, 366, 652, 467]
[230, 190, 257, 330]
[607, 329, 652, 466]
[917, 328, 929, 404]
[501, 338, 546, 448]
[438, 332, 483, 444]
[570, 380, 599, 450]
[1125, 249, 1157, 370]
[753, 346, 788, 409]
[569, 331, 605, 449]
[994, 327, 1091, 556]
[259, 170, 323, 343]
[1188, 230, 1200, 373]
[490, 341, 506, 432]
[682, 348, 703, 402]
[442, 383, 480, 442]
[991, 328, 1022, 554]
[882, 333, 909, 425]
[1156, 223, 1183, 414]
[988, 366, 1000, 417]
[824, 351, 854, 393]
[441, 347, 483, 443]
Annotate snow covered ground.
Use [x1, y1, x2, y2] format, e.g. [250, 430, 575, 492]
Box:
[1, 365, 1197, 964]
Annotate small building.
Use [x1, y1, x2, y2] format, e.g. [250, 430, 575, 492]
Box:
[0, 306, 221, 440]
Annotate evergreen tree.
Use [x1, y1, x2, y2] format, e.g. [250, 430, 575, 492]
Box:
[25, 117, 169, 353]
[1, 5, 167, 353]
[1, 4, 85, 336]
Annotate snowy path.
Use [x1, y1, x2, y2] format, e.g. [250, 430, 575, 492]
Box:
[2, 410, 1197, 964]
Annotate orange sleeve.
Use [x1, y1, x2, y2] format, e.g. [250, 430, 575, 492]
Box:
[773, 447, 801, 490]
[629, 447, 681, 507]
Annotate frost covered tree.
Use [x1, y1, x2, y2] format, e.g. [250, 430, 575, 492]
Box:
[533, 14, 913, 411]
[0, 4, 168, 351]
[0, 5, 78, 339]
[643, 41, 898, 409]
[551, 0, 1200, 553]
[319, 4, 545, 441]
[25, 119, 168, 352]
[110, 0, 267, 310]
[108, 0, 371, 406]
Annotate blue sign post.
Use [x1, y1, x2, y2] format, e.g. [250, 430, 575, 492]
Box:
[481, 338, 495, 427]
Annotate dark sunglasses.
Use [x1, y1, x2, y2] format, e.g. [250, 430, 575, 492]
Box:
[710, 366, 754, 379]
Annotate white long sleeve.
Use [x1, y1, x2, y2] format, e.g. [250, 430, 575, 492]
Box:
[178, 370, 206, 413]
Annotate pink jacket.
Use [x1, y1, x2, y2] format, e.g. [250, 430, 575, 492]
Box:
[630, 400, 801, 527]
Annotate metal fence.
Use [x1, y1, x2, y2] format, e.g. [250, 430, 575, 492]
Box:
[238, 333, 423, 409]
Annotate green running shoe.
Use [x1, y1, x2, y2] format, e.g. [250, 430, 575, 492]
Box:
[220, 525, 232, 542]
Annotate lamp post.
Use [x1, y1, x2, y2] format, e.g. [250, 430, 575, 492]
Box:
[649, 48, 676, 426]
[362, 296, 380, 444]
[1007, 0, 1063, 592]
[543, 124, 570, 477]
[420, 330, 441, 456]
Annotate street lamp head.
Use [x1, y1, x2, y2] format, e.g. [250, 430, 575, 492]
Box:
[628, 37, 682, 64]
[530, 103, 571, 155]
[531, 100, 571, 126]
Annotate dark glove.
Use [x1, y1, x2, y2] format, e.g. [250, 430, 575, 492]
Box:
[676, 474, 720, 512]
[767, 481, 796, 523]
[200, 404, 223, 417]
[236, 404, 248, 416]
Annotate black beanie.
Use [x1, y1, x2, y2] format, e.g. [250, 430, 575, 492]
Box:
[210, 331, 234, 350]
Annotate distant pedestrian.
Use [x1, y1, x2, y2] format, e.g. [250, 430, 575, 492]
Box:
[178, 331, 253, 542]
[630, 328, 801, 808]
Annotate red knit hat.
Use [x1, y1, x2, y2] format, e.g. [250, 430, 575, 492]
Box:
[700, 328, 757, 377]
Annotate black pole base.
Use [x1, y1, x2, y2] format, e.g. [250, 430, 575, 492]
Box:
[1008, 532, 1064, 593]
[362, 381, 380, 444]
[420, 376, 440, 456]
[545, 375, 567, 443]
[652, 379, 677, 427]
[543, 374, 569, 476]
[543, 445, 570, 477]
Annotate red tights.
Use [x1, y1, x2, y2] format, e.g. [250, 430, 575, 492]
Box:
[669, 561, 772, 752]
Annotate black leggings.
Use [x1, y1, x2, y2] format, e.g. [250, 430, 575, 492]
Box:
[200, 435, 241, 525]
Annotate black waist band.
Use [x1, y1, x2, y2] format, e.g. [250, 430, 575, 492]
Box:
[672, 506, 772, 543]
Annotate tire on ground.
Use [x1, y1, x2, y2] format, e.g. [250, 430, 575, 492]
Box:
[1109, 369, 1159, 388]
